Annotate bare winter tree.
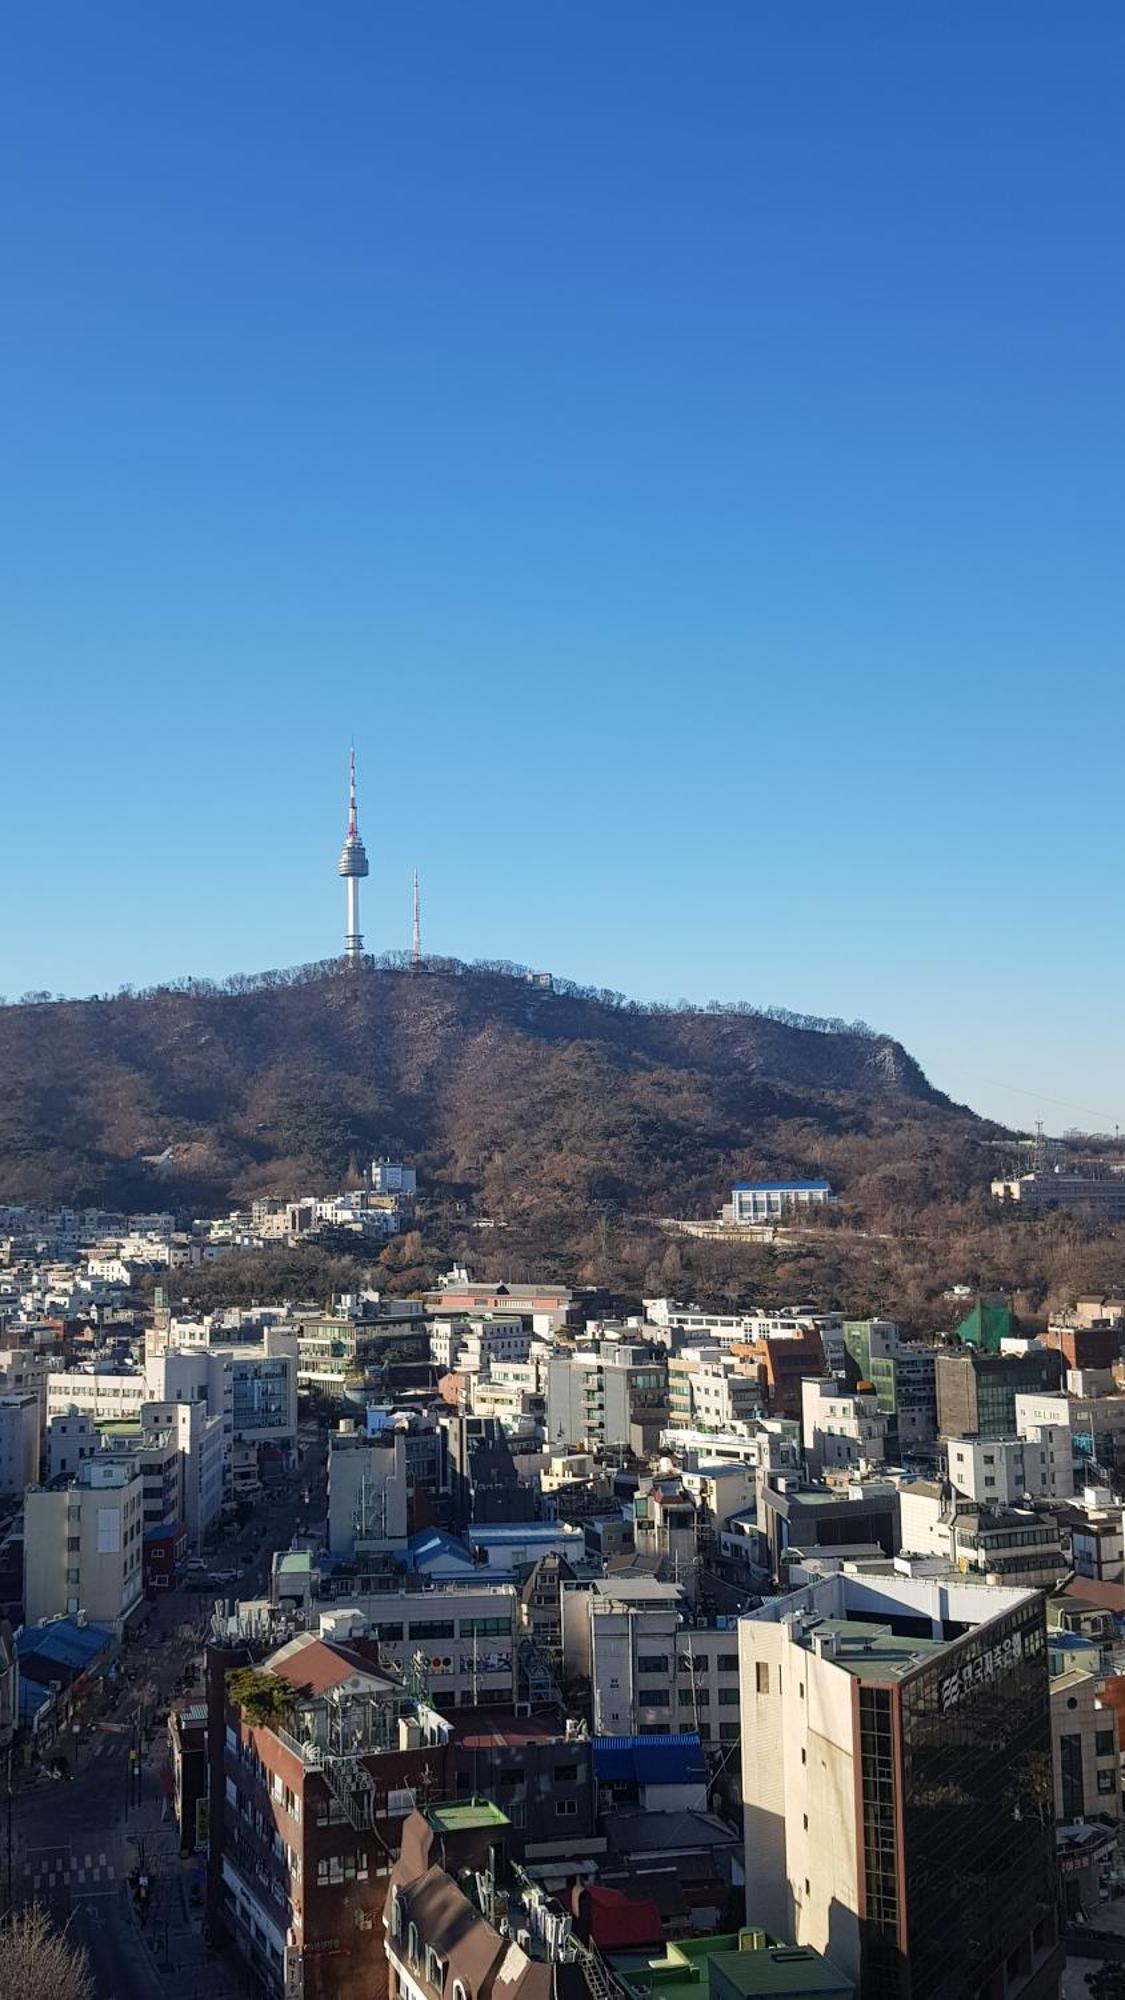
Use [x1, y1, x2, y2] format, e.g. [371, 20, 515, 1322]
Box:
[0, 1905, 92, 2000]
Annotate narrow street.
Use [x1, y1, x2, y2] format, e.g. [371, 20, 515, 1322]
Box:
[8, 1446, 326, 1998]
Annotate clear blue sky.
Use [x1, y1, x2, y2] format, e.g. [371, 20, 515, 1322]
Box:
[3, 4, 1123, 1133]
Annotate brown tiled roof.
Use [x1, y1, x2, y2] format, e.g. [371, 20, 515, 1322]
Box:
[265, 1633, 393, 1695]
[1061, 1576, 1125, 1614]
[448, 1707, 568, 1751]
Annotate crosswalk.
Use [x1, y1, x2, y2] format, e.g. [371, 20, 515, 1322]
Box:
[20, 1842, 120, 1896]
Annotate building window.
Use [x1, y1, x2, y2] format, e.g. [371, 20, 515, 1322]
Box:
[638, 1655, 670, 1675]
[1098, 1770, 1118, 1795]
[756, 1663, 770, 1695]
[1096, 1730, 1116, 1757]
[1060, 1733, 1085, 1820]
[556, 1799, 578, 1817]
[407, 1924, 420, 1964]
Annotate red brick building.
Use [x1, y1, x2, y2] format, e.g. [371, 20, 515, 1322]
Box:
[207, 1627, 454, 2000]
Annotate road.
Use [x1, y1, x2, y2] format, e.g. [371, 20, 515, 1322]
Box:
[8, 1444, 326, 1999]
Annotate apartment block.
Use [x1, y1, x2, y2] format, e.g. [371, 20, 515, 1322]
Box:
[327, 1424, 409, 1557]
[24, 1456, 144, 1633]
[801, 1378, 889, 1475]
[946, 1434, 1072, 1505]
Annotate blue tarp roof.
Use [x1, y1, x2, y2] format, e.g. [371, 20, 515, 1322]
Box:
[593, 1733, 707, 1786]
[16, 1619, 115, 1672]
[469, 1523, 575, 1542]
[402, 1528, 475, 1571]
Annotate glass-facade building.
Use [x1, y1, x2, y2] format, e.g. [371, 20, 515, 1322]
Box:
[858, 1595, 1062, 1998]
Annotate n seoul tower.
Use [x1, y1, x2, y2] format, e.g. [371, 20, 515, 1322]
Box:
[337, 747, 370, 961]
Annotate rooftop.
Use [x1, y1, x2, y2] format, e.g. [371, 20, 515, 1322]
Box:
[448, 1707, 574, 1751]
[423, 1798, 510, 1834]
[171, 1701, 209, 1732]
[590, 1576, 683, 1603]
[772, 1485, 895, 1511]
[468, 1522, 579, 1543]
[787, 1617, 945, 1683]
[609, 1933, 853, 1999]
[731, 1183, 832, 1195]
[16, 1618, 115, 1671]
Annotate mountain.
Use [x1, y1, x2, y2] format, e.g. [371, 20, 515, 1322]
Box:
[0, 959, 990, 1225]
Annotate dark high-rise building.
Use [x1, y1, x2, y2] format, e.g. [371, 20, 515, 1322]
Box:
[935, 1347, 1063, 1440]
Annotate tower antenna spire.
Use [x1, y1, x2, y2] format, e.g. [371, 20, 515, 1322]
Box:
[411, 869, 422, 967]
[337, 745, 370, 961]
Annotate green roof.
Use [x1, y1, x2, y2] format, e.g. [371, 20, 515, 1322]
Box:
[794, 1619, 945, 1685]
[424, 1798, 510, 1833]
[277, 1551, 311, 1574]
[610, 1934, 852, 2000]
[710, 1950, 853, 1997]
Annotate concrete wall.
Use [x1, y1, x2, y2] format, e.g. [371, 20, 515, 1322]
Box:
[0, 1393, 40, 1495]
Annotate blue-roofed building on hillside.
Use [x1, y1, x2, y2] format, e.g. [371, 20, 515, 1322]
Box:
[725, 1184, 834, 1227]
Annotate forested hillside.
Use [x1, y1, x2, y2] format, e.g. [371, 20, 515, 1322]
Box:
[0, 957, 984, 1228]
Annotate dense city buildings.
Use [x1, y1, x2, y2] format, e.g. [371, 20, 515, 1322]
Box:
[4, 1188, 1119, 2000]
